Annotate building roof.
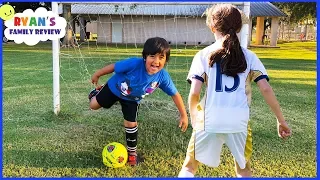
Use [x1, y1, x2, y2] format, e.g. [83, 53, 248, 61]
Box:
[250, 2, 286, 17]
[58, 2, 286, 17]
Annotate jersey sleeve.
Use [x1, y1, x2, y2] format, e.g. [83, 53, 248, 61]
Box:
[186, 51, 207, 84]
[159, 71, 178, 96]
[114, 57, 140, 73]
[249, 53, 269, 82]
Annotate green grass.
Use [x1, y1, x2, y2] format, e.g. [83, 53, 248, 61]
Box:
[2, 41, 316, 177]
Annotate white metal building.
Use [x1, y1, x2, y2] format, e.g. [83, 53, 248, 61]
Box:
[58, 2, 286, 46]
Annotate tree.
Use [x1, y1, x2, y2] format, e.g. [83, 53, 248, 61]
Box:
[61, 4, 77, 47]
[272, 2, 316, 41]
[272, 2, 316, 24]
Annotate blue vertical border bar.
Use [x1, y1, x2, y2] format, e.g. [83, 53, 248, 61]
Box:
[316, 0, 319, 177]
[0, 14, 3, 180]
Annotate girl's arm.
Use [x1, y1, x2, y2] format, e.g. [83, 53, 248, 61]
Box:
[256, 79, 285, 123]
[257, 79, 291, 138]
[171, 92, 188, 132]
[188, 79, 203, 128]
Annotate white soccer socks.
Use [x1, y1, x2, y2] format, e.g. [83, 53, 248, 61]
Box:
[178, 168, 195, 178]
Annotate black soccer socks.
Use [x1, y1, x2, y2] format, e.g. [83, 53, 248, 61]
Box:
[125, 126, 138, 154]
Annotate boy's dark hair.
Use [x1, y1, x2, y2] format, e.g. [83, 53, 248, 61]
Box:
[142, 37, 171, 62]
[206, 4, 247, 77]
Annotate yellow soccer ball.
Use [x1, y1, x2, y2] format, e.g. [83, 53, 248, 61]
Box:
[102, 142, 128, 168]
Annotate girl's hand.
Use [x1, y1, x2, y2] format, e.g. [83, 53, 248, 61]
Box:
[277, 121, 292, 139]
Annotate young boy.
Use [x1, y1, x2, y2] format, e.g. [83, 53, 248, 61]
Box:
[89, 37, 188, 166]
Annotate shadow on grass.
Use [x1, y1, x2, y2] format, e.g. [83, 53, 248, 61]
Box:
[41, 111, 81, 122]
[4, 148, 105, 168]
[260, 58, 315, 71]
[167, 58, 315, 75]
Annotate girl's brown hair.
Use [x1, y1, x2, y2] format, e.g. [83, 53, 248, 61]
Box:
[206, 4, 247, 77]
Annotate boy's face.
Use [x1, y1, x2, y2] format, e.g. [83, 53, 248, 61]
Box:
[145, 53, 166, 75]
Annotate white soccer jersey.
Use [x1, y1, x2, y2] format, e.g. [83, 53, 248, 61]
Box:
[187, 43, 269, 133]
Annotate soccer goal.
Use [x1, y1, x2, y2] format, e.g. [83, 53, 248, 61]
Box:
[51, 1, 250, 115]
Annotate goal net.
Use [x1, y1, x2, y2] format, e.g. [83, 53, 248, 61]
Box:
[52, 1, 250, 116]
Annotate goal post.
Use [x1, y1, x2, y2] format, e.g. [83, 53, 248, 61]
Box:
[240, 2, 250, 47]
[52, 2, 60, 115]
[51, 1, 250, 115]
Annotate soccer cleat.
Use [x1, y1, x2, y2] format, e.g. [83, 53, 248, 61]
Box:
[88, 84, 103, 101]
[128, 154, 138, 166]
[88, 89, 99, 101]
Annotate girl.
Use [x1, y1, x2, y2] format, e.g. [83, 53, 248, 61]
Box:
[178, 4, 291, 177]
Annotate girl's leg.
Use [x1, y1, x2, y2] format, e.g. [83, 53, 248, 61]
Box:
[228, 127, 253, 177]
[235, 160, 252, 177]
[178, 155, 200, 177]
[179, 130, 217, 177]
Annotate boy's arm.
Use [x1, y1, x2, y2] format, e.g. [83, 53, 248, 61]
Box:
[256, 79, 291, 138]
[188, 79, 202, 128]
[171, 92, 188, 132]
[91, 63, 115, 86]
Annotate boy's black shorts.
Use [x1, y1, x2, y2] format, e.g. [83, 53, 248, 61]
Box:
[95, 83, 139, 122]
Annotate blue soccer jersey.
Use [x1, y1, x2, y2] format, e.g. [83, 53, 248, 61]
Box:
[107, 57, 178, 102]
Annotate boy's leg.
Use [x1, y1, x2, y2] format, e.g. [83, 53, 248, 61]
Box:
[124, 120, 138, 157]
[124, 120, 138, 166]
[90, 96, 102, 110]
[120, 99, 140, 166]
[89, 84, 116, 110]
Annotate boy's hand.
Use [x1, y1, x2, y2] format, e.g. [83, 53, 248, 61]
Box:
[91, 74, 100, 86]
[277, 121, 292, 139]
[178, 115, 188, 132]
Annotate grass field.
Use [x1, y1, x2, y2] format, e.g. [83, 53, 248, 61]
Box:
[2, 41, 316, 177]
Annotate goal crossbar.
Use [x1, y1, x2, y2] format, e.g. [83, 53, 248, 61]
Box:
[59, 1, 247, 5]
[51, 1, 250, 115]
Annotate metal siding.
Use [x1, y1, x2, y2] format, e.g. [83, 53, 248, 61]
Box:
[95, 15, 214, 45]
[58, 3, 286, 17]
